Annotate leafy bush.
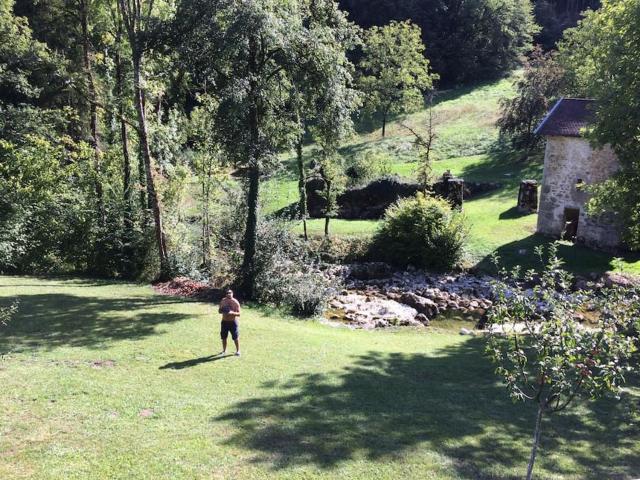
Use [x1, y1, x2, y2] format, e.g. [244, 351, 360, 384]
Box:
[308, 235, 373, 264]
[253, 220, 337, 316]
[345, 150, 392, 186]
[0, 300, 18, 327]
[371, 193, 467, 270]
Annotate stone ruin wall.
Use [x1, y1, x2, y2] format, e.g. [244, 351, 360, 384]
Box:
[537, 136, 621, 249]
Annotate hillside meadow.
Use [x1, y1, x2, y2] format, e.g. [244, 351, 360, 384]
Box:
[263, 77, 640, 276]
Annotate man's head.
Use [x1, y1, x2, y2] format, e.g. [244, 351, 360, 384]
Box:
[225, 289, 233, 299]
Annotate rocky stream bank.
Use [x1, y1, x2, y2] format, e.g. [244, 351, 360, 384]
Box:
[324, 263, 495, 331]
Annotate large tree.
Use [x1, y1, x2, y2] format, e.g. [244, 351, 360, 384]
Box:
[176, 0, 358, 296]
[118, 0, 171, 277]
[498, 46, 566, 150]
[559, 0, 640, 249]
[358, 20, 436, 137]
[290, 0, 360, 239]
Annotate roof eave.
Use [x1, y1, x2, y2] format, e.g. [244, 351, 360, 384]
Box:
[534, 97, 564, 136]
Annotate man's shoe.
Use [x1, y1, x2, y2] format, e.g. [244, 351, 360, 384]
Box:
[235, 351, 241, 356]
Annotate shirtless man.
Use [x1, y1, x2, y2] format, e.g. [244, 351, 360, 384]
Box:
[218, 289, 241, 356]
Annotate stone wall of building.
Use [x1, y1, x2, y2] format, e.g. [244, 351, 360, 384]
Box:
[537, 136, 621, 249]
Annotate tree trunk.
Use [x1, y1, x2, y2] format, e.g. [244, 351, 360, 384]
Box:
[201, 159, 212, 270]
[526, 405, 544, 480]
[79, 0, 105, 225]
[296, 139, 308, 240]
[115, 12, 133, 274]
[138, 134, 148, 219]
[381, 110, 387, 138]
[324, 179, 332, 237]
[132, 51, 169, 278]
[242, 165, 260, 298]
[241, 35, 261, 298]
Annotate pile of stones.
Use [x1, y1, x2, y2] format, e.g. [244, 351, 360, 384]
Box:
[324, 263, 495, 330]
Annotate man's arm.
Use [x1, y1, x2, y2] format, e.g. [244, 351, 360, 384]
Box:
[218, 301, 224, 314]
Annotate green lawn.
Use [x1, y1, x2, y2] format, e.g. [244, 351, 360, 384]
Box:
[264, 75, 640, 276]
[1, 276, 639, 479]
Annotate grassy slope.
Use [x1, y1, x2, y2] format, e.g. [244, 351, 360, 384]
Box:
[1, 276, 639, 479]
[264, 77, 640, 275]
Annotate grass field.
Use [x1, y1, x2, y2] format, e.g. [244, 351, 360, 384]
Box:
[1, 276, 639, 479]
[262, 76, 640, 276]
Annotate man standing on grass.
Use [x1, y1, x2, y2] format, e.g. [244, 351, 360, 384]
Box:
[218, 289, 241, 356]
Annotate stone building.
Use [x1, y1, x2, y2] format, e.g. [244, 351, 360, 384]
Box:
[535, 98, 621, 249]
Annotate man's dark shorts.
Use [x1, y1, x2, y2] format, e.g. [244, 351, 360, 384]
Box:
[220, 320, 239, 340]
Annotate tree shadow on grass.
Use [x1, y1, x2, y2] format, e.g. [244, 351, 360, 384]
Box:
[214, 338, 639, 479]
[458, 147, 543, 185]
[498, 206, 534, 220]
[473, 234, 640, 276]
[0, 293, 190, 352]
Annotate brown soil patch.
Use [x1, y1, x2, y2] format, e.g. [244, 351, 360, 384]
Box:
[153, 276, 222, 301]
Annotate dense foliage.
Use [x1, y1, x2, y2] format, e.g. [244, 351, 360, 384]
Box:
[559, 0, 640, 249]
[358, 21, 436, 137]
[253, 220, 336, 316]
[344, 149, 392, 186]
[175, 0, 360, 293]
[487, 244, 637, 479]
[341, 0, 538, 84]
[372, 193, 467, 270]
[498, 46, 565, 149]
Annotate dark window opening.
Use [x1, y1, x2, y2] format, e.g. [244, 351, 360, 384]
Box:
[563, 208, 580, 241]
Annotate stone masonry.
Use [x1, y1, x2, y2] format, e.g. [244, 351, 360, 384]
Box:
[537, 136, 620, 249]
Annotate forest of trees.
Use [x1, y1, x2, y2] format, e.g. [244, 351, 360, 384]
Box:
[4, 0, 634, 299]
[338, 0, 600, 84]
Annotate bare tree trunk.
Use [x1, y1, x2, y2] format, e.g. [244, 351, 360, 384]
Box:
[241, 36, 261, 298]
[132, 51, 169, 278]
[138, 132, 148, 218]
[201, 159, 212, 270]
[296, 139, 308, 240]
[526, 405, 544, 480]
[79, 0, 105, 225]
[324, 179, 332, 237]
[242, 165, 260, 298]
[114, 8, 134, 273]
[381, 110, 387, 138]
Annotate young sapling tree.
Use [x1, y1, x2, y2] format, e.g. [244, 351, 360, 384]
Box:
[402, 91, 437, 194]
[487, 244, 636, 480]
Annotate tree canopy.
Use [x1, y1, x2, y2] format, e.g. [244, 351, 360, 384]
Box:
[559, 0, 640, 248]
[358, 20, 436, 137]
[340, 0, 539, 84]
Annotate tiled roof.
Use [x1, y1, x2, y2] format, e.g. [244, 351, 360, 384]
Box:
[534, 98, 595, 137]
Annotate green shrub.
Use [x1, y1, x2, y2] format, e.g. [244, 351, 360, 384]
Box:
[254, 220, 337, 316]
[345, 150, 392, 186]
[0, 300, 18, 328]
[372, 193, 467, 270]
[307, 235, 373, 264]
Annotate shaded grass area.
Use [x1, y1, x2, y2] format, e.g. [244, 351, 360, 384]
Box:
[1, 276, 639, 479]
